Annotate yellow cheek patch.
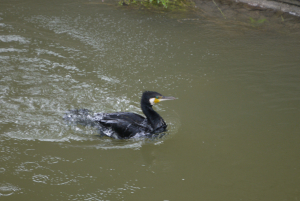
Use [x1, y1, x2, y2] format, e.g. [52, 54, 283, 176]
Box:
[154, 98, 160, 104]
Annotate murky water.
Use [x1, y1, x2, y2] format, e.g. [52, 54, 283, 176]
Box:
[1, 0, 300, 200]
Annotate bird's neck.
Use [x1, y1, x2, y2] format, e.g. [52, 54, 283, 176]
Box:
[142, 105, 166, 131]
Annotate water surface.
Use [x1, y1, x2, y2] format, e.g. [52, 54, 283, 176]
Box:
[1, 0, 300, 200]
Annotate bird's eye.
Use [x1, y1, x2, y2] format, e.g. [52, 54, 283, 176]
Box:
[155, 96, 159, 99]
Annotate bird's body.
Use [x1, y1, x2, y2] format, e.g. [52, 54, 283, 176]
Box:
[64, 91, 176, 139]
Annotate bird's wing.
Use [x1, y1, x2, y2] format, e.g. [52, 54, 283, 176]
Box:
[98, 112, 149, 138]
[100, 112, 145, 124]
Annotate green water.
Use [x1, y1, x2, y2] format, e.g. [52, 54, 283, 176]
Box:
[1, 0, 300, 200]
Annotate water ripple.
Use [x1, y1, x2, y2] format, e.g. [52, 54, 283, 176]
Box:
[0, 183, 20, 196]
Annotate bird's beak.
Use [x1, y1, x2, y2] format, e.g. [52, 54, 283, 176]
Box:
[157, 96, 177, 102]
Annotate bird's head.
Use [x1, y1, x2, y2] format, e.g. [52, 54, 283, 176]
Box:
[142, 91, 177, 106]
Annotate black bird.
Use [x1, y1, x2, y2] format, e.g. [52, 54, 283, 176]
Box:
[64, 91, 177, 139]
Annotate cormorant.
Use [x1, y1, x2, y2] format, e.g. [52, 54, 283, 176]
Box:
[64, 91, 177, 139]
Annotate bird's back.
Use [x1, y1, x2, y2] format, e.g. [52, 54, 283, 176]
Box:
[98, 112, 152, 138]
